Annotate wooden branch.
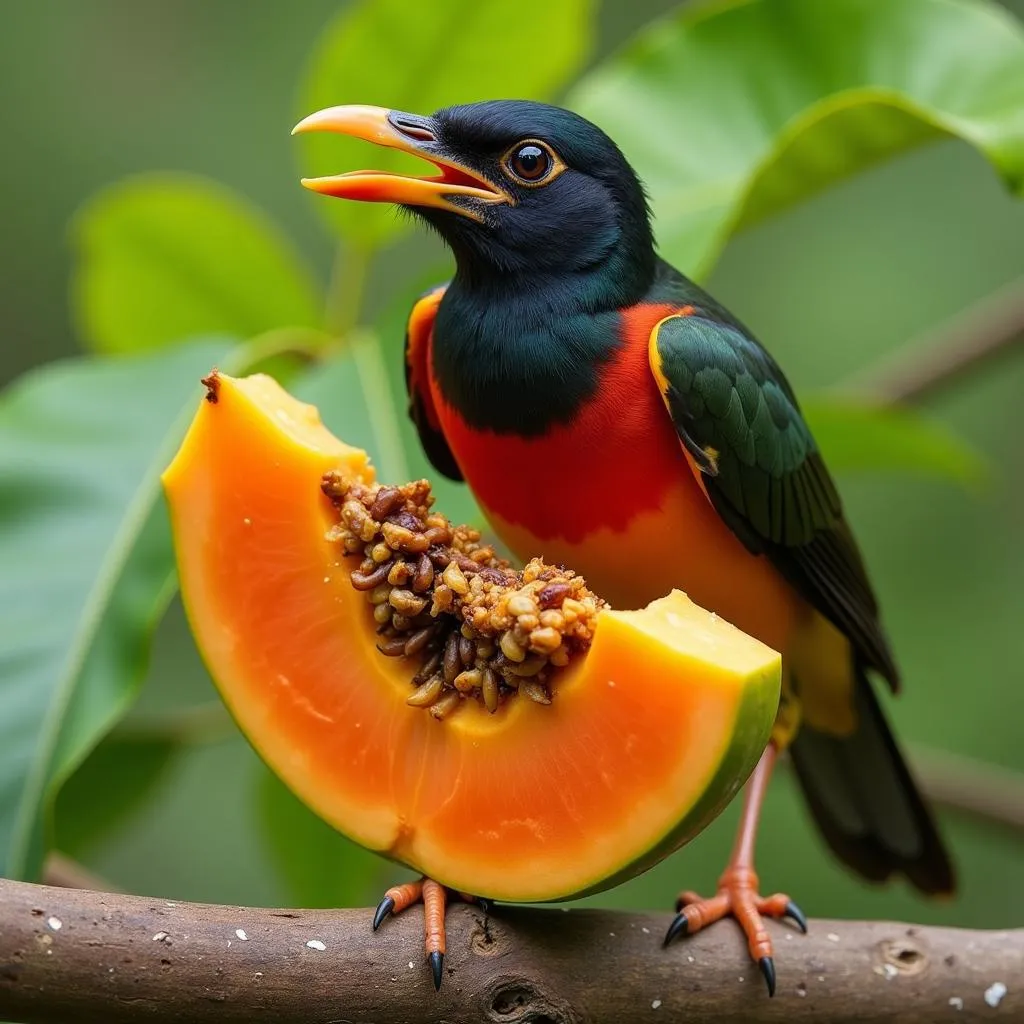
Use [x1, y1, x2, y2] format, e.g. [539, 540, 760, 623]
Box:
[847, 277, 1024, 403]
[0, 879, 1020, 1023]
[907, 745, 1024, 835]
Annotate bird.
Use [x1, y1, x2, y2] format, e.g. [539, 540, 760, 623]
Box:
[292, 99, 955, 995]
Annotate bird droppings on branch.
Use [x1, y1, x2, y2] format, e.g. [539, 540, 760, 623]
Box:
[985, 982, 1008, 1008]
[0, 878, 1022, 1024]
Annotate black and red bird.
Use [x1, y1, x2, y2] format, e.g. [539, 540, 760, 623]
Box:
[293, 100, 954, 993]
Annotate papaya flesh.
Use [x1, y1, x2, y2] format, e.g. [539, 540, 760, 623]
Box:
[162, 371, 781, 902]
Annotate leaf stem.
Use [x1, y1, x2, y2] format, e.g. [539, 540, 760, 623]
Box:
[240, 326, 333, 368]
[324, 244, 369, 339]
[350, 328, 410, 484]
[322, 243, 410, 483]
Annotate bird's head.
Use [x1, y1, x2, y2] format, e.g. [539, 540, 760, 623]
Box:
[293, 100, 655, 298]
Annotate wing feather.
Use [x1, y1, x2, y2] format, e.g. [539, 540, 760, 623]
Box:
[649, 311, 898, 688]
[404, 283, 462, 482]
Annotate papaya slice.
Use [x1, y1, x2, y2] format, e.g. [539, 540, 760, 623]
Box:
[161, 371, 781, 902]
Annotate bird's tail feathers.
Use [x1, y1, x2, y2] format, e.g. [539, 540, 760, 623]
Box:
[789, 666, 955, 895]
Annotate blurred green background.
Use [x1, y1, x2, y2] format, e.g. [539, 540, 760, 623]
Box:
[1, 0, 1022, 933]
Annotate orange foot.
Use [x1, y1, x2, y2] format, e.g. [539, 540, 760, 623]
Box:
[372, 878, 491, 991]
[662, 865, 807, 996]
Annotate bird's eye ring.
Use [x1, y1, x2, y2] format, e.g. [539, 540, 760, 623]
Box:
[501, 140, 564, 187]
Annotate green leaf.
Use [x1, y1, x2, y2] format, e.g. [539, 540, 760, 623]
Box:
[570, 0, 1024, 277]
[0, 340, 237, 879]
[257, 763, 395, 908]
[54, 734, 179, 856]
[804, 397, 985, 483]
[297, 0, 595, 249]
[72, 174, 322, 353]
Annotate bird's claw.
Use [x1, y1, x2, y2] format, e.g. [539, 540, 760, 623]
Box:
[662, 911, 688, 948]
[369, 879, 490, 991]
[783, 899, 808, 934]
[663, 869, 803, 997]
[372, 894, 395, 931]
[429, 950, 444, 991]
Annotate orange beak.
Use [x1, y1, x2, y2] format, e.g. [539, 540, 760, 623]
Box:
[292, 104, 510, 219]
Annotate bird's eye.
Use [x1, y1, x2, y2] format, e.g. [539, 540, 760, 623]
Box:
[503, 141, 559, 185]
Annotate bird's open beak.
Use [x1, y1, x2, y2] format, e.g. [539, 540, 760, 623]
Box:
[292, 104, 509, 218]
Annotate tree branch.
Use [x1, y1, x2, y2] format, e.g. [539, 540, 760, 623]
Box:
[847, 277, 1024, 403]
[0, 879, 1020, 1023]
[907, 745, 1024, 835]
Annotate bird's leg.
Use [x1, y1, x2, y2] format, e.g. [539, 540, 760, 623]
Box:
[372, 877, 491, 990]
[663, 743, 806, 996]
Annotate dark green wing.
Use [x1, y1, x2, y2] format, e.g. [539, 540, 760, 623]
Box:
[404, 283, 463, 482]
[648, 310, 898, 688]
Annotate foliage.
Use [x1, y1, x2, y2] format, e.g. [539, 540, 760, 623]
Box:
[571, 0, 1024, 276]
[0, 0, 1022, 913]
[72, 175, 322, 353]
[298, 0, 596, 248]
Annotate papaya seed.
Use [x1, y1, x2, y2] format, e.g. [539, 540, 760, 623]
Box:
[442, 561, 469, 596]
[454, 668, 482, 694]
[324, 473, 605, 718]
[387, 562, 413, 586]
[389, 589, 427, 616]
[482, 669, 500, 713]
[522, 681, 552, 705]
[507, 593, 538, 617]
[500, 632, 526, 663]
[369, 486, 403, 521]
[549, 646, 570, 667]
[407, 674, 444, 707]
[350, 563, 390, 591]
[443, 634, 462, 685]
[430, 691, 462, 720]
[529, 627, 562, 655]
[412, 554, 434, 593]
[404, 627, 435, 657]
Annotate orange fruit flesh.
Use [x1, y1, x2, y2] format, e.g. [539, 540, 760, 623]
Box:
[163, 372, 781, 902]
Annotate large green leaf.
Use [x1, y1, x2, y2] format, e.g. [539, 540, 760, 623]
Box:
[72, 174, 322, 353]
[571, 0, 1024, 277]
[0, 340, 236, 878]
[297, 0, 595, 249]
[804, 397, 986, 484]
[54, 734, 180, 857]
